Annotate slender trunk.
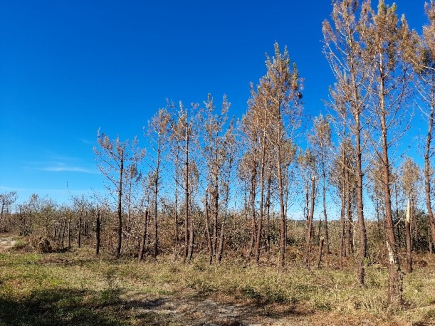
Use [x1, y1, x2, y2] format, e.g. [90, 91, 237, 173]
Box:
[96, 209, 101, 255]
[317, 218, 322, 246]
[306, 176, 316, 270]
[217, 183, 230, 264]
[68, 221, 71, 249]
[213, 174, 219, 258]
[340, 175, 346, 268]
[322, 164, 330, 255]
[346, 169, 353, 256]
[217, 219, 225, 264]
[277, 143, 286, 267]
[174, 178, 179, 259]
[138, 210, 149, 262]
[380, 75, 402, 305]
[153, 174, 159, 258]
[317, 237, 325, 269]
[116, 155, 124, 258]
[78, 211, 82, 248]
[255, 136, 267, 265]
[405, 219, 412, 273]
[425, 99, 435, 248]
[188, 197, 194, 261]
[183, 126, 190, 263]
[60, 221, 66, 248]
[265, 175, 272, 253]
[355, 113, 367, 286]
[405, 199, 412, 273]
[205, 192, 213, 264]
[429, 229, 433, 254]
[394, 184, 402, 246]
[249, 167, 257, 258]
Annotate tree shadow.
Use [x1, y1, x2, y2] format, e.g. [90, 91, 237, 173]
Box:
[0, 288, 126, 326]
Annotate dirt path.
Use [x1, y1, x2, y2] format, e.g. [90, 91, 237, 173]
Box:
[0, 236, 17, 253]
[120, 291, 379, 326]
[122, 293, 313, 325]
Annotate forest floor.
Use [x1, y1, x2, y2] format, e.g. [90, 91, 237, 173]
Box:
[0, 236, 435, 325]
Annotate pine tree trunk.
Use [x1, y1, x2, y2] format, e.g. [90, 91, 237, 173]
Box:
[425, 102, 435, 250]
[322, 167, 330, 255]
[183, 129, 190, 263]
[248, 169, 257, 258]
[405, 219, 412, 273]
[265, 176, 272, 254]
[68, 221, 71, 249]
[355, 114, 367, 286]
[78, 212, 82, 248]
[213, 174, 219, 258]
[277, 144, 286, 267]
[204, 192, 213, 264]
[255, 137, 267, 265]
[345, 170, 353, 256]
[96, 210, 101, 255]
[138, 210, 149, 262]
[217, 186, 230, 264]
[116, 155, 124, 258]
[380, 78, 403, 306]
[317, 237, 325, 269]
[188, 197, 194, 262]
[340, 179, 346, 269]
[174, 174, 179, 260]
[153, 177, 159, 258]
[306, 176, 316, 270]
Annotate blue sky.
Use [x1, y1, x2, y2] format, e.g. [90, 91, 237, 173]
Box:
[0, 0, 429, 205]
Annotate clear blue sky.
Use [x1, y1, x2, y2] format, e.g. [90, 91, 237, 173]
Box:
[0, 0, 428, 205]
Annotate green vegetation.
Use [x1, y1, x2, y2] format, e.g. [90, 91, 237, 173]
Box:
[0, 244, 434, 325]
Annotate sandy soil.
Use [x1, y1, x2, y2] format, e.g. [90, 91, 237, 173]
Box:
[0, 236, 16, 253]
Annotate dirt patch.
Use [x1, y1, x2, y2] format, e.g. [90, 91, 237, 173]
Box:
[0, 237, 17, 253]
[120, 291, 320, 325]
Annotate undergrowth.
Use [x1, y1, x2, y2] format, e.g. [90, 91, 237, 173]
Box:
[0, 247, 434, 325]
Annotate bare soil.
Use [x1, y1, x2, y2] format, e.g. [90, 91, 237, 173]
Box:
[0, 236, 16, 253]
[119, 291, 389, 325]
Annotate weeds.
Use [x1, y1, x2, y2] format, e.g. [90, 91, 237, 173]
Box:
[0, 249, 434, 325]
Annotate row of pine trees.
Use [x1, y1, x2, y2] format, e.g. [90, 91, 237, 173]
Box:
[2, 0, 435, 307]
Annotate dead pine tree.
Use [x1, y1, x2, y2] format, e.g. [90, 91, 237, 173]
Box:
[171, 102, 199, 263]
[323, 0, 371, 285]
[361, 0, 415, 306]
[250, 43, 303, 267]
[238, 152, 258, 259]
[168, 109, 182, 259]
[146, 108, 171, 259]
[308, 114, 332, 256]
[0, 191, 17, 231]
[399, 157, 421, 273]
[414, 1, 435, 251]
[241, 100, 268, 264]
[200, 94, 234, 264]
[299, 149, 317, 271]
[94, 130, 145, 258]
[96, 208, 101, 255]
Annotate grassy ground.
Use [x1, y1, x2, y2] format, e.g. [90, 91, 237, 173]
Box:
[0, 240, 435, 325]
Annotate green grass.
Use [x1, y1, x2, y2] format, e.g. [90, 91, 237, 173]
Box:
[0, 248, 434, 325]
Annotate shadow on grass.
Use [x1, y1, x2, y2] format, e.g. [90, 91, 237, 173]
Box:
[0, 288, 128, 326]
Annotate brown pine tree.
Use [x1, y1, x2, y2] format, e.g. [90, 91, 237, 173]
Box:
[323, 0, 370, 286]
[361, 0, 414, 305]
[94, 130, 145, 258]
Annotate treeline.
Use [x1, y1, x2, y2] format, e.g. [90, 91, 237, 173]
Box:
[2, 0, 435, 307]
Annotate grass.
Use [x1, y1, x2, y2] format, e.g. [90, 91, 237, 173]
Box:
[0, 245, 434, 325]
